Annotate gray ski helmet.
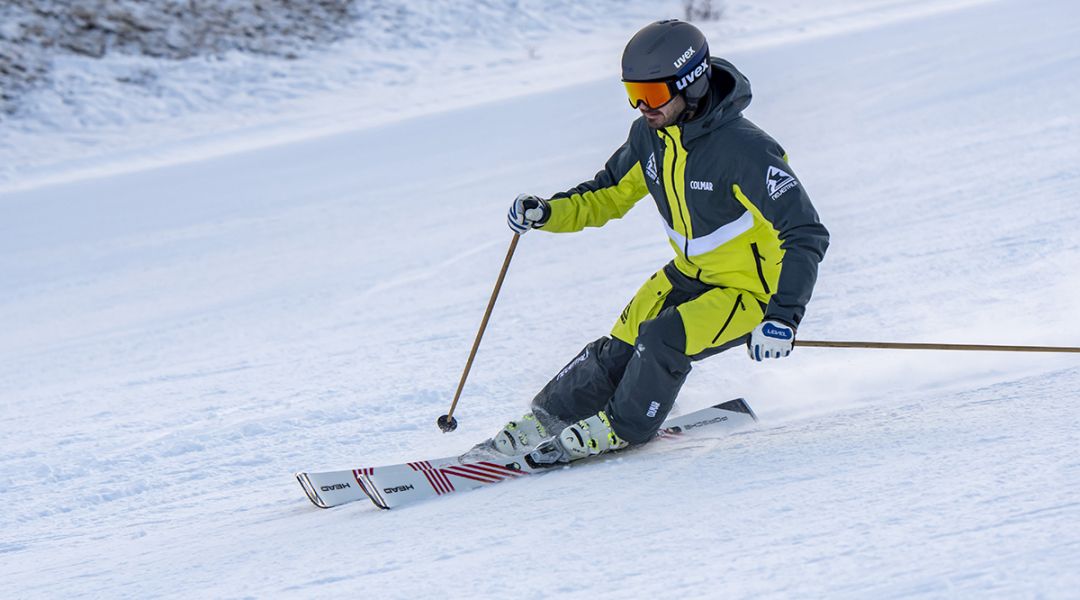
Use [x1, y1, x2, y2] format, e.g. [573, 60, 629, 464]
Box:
[622, 20, 711, 107]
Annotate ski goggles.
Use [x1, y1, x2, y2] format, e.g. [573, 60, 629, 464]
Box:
[623, 79, 678, 110]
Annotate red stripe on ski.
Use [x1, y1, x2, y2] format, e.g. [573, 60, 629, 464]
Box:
[433, 468, 452, 494]
[424, 461, 455, 493]
[418, 468, 445, 495]
[448, 464, 505, 482]
[421, 462, 449, 494]
[468, 462, 524, 478]
[437, 468, 455, 492]
[410, 461, 445, 494]
[352, 469, 371, 496]
[443, 467, 500, 484]
[445, 465, 503, 481]
[458, 464, 511, 479]
[477, 460, 523, 474]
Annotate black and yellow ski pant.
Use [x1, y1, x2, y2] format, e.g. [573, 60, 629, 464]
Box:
[532, 262, 765, 443]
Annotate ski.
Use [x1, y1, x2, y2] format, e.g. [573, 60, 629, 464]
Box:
[296, 398, 757, 510]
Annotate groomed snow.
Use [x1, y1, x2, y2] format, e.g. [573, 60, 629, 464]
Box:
[2, 0, 1080, 597]
[2, 0, 990, 193]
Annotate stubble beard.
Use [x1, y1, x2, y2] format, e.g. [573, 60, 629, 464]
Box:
[642, 95, 686, 130]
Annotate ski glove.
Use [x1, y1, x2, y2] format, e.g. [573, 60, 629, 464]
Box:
[507, 194, 551, 234]
[748, 320, 796, 361]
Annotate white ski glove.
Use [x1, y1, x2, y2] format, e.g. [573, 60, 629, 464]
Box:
[748, 320, 796, 361]
[507, 194, 551, 234]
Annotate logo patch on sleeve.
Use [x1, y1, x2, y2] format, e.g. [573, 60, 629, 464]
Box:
[766, 165, 798, 200]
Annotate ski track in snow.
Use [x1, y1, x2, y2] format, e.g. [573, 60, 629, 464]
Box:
[2, 0, 1080, 597]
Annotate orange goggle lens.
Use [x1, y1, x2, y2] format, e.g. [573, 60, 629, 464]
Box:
[623, 80, 674, 109]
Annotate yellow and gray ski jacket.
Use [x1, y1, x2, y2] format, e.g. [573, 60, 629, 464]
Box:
[541, 58, 829, 328]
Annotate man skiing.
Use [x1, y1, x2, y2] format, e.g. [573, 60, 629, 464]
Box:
[498, 20, 829, 463]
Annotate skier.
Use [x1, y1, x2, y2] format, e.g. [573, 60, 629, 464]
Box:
[497, 20, 829, 463]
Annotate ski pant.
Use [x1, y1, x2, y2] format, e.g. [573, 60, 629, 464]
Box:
[532, 262, 765, 443]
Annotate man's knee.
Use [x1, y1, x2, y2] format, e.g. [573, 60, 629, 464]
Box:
[557, 336, 634, 384]
[531, 336, 634, 421]
[596, 336, 635, 381]
[635, 310, 691, 368]
[605, 311, 693, 444]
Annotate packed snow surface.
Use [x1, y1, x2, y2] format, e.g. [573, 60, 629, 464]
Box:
[2, 0, 1080, 597]
[1, 0, 990, 192]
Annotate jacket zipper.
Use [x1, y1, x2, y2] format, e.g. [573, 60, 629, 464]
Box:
[711, 293, 746, 344]
[661, 129, 695, 266]
[750, 243, 771, 294]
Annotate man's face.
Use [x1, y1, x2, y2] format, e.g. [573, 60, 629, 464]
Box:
[639, 94, 686, 129]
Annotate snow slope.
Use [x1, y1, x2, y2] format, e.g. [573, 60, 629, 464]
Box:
[1, 0, 989, 193]
[2, 0, 1080, 597]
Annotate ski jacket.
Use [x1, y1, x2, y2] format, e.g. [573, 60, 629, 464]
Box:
[541, 58, 829, 328]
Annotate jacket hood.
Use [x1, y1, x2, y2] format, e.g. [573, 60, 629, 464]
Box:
[682, 57, 752, 141]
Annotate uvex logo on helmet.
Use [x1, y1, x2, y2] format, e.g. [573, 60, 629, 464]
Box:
[673, 46, 695, 69]
[675, 56, 709, 91]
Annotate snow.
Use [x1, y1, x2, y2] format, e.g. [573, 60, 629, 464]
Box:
[1, 0, 988, 193]
[3, 0, 1080, 597]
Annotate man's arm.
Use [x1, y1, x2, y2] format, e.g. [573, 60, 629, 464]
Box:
[736, 146, 829, 328]
[541, 132, 649, 233]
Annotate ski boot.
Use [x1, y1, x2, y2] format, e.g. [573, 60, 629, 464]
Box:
[527, 411, 628, 467]
[491, 412, 550, 456]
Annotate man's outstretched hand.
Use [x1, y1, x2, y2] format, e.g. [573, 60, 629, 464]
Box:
[507, 194, 551, 234]
[748, 320, 795, 361]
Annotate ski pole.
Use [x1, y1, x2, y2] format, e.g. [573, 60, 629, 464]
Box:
[796, 340, 1080, 353]
[438, 233, 521, 432]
